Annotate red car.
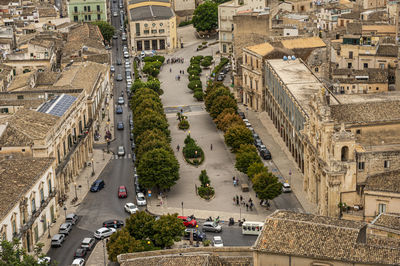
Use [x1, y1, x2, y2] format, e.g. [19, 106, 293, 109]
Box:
[118, 186, 127, 198]
[178, 216, 197, 227]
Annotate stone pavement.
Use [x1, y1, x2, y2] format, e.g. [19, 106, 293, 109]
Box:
[240, 106, 317, 214]
[86, 237, 109, 266]
[146, 43, 272, 223]
[95, 85, 116, 145]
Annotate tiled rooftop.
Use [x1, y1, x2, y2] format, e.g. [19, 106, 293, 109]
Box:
[254, 210, 400, 265]
[0, 108, 58, 146]
[372, 213, 400, 232]
[365, 170, 400, 193]
[0, 157, 55, 220]
[281, 37, 326, 50]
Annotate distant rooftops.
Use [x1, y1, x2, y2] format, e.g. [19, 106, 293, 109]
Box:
[128, 0, 169, 4]
[37, 94, 77, 117]
[129, 5, 174, 21]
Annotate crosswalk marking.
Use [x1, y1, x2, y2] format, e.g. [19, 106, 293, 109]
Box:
[113, 154, 131, 159]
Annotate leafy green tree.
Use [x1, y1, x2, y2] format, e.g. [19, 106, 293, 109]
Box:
[143, 62, 161, 77]
[235, 144, 262, 173]
[130, 93, 161, 111]
[205, 86, 232, 111]
[136, 138, 172, 162]
[145, 78, 163, 95]
[199, 170, 210, 187]
[136, 129, 170, 147]
[188, 80, 202, 91]
[0, 239, 41, 265]
[192, 1, 218, 32]
[253, 172, 283, 201]
[152, 214, 185, 248]
[193, 90, 204, 101]
[137, 148, 179, 190]
[247, 162, 268, 180]
[125, 211, 156, 240]
[134, 112, 170, 141]
[91, 21, 115, 42]
[224, 125, 253, 152]
[131, 79, 145, 94]
[215, 111, 243, 132]
[210, 95, 238, 119]
[107, 230, 155, 262]
[133, 100, 164, 118]
[200, 58, 212, 67]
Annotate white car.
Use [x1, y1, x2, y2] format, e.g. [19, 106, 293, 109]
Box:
[282, 182, 292, 193]
[38, 257, 51, 264]
[213, 236, 224, 247]
[94, 227, 116, 239]
[124, 202, 139, 214]
[117, 96, 124, 105]
[71, 258, 85, 266]
[113, 12, 118, 17]
[136, 192, 147, 206]
[117, 146, 125, 156]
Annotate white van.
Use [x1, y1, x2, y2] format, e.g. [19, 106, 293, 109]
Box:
[241, 221, 264, 235]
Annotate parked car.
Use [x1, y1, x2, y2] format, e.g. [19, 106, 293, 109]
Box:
[118, 185, 127, 198]
[117, 58, 122, 65]
[37, 257, 51, 264]
[110, 65, 115, 72]
[117, 121, 124, 130]
[90, 180, 105, 192]
[74, 248, 87, 258]
[81, 237, 95, 251]
[118, 96, 124, 105]
[130, 133, 134, 141]
[125, 62, 130, 68]
[254, 139, 263, 149]
[66, 213, 78, 225]
[136, 192, 146, 206]
[94, 227, 116, 239]
[282, 182, 292, 193]
[124, 51, 129, 58]
[71, 258, 85, 266]
[117, 146, 125, 156]
[127, 80, 132, 88]
[184, 228, 206, 241]
[131, 141, 136, 150]
[112, 34, 118, 39]
[116, 74, 123, 81]
[124, 202, 139, 214]
[59, 222, 72, 235]
[134, 174, 144, 193]
[202, 221, 222, 232]
[113, 11, 118, 17]
[260, 149, 272, 160]
[116, 106, 123, 114]
[103, 220, 124, 228]
[213, 236, 224, 247]
[217, 75, 224, 81]
[238, 111, 245, 119]
[132, 153, 136, 163]
[51, 234, 65, 247]
[258, 144, 267, 152]
[253, 133, 259, 140]
[122, 33, 127, 41]
[178, 216, 197, 227]
[245, 121, 251, 128]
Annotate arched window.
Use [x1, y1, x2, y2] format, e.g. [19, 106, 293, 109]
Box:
[341, 146, 349, 161]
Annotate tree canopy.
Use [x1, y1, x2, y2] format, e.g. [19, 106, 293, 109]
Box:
[107, 212, 184, 262]
[192, 1, 218, 32]
[247, 162, 268, 180]
[92, 21, 115, 42]
[209, 95, 238, 119]
[134, 112, 170, 141]
[135, 128, 170, 147]
[215, 111, 244, 132]
[252, 172, 283, 201]
[235, 144, 262, 174]
[205, 86, 232, 111]
[137, 148, 179, 190]
[224, 125, 254, 152]
[0, 239, 44, 266]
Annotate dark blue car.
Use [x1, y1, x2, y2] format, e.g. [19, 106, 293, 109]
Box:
[116, 106, 123, 114]
[90, 180, 105, 192]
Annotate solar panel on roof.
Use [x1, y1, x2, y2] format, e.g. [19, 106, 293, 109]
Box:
[37, 94, 77, 117]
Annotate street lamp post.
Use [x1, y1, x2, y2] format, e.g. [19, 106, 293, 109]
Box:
[74, 182, 78, 200]
[47, 221, 51, 238]
[91, 158, 95, 176]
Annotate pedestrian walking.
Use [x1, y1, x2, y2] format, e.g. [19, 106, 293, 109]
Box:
[233, 197, 236, 205]
[249, 198, 253, 204]
[236, 195, 239, 205]
[250, 202, 253, 211]
[182, 70, 184, 74]
[240, 195, 243, 202]
[210, 144, 213, 150]
[246, 203, 249, 211]
[233, 179, 237, 186]
[260, 199, 263, 205]
[177, 144, 180, 151]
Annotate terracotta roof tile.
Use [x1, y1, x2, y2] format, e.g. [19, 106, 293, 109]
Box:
[0, 157, 55, 220]
[372, 213, 400, 231]
[365, 170, 400, 193]
[254, 210, 400, 265]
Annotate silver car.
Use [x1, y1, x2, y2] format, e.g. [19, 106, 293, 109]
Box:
[282, 182, 292, 192]
[116, 74, 123, 81]
[117, 96, 124, 105]
[117, 146, 125, 156]
[202, 221, 222, 232]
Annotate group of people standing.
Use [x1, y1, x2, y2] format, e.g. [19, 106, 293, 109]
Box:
[233, 195, 254, 211]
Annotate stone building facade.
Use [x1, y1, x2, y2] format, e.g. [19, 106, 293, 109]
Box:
[0, 158, 56, 253]
[302, 90, 400, 218]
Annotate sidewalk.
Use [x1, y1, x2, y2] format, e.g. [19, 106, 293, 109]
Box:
[240, 106, 317, 214]
[95, 88, 116, 145]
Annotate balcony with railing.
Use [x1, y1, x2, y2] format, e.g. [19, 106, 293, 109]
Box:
[15, 188, 57, 238]
[56, 119, 93, 175]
